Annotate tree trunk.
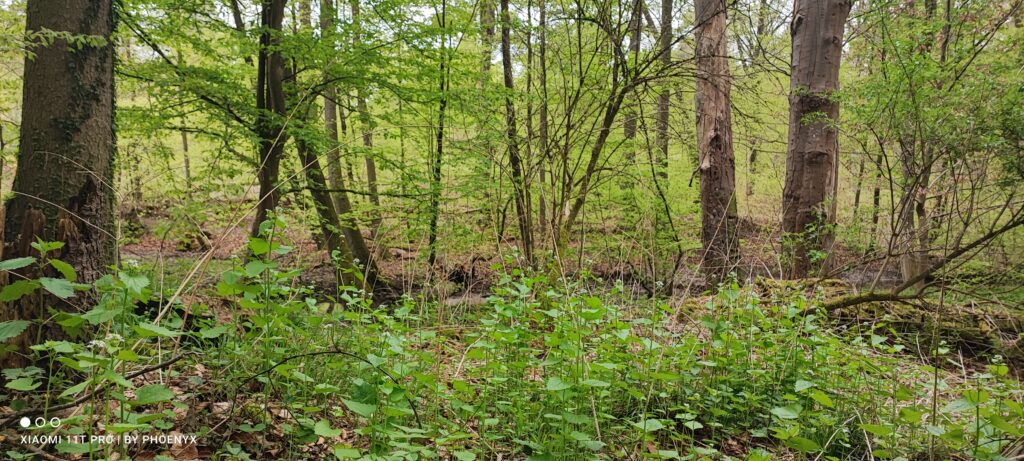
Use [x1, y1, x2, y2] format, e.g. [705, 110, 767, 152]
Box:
[695, 0, 739, 284]
[622, 0, 642, 143]
[479, 0, 496, 87]
[501, 0, 534, 263]
[780, 0, 851, 278]
[428, 0, 448, 268]
[349, 0, 382, 234]
[320, 0, 347, 214]
[654, 0, 671, 177]
[181, 131, 192, 190]
[252, 0, 289, 237]
[2, 0, 116, 367]
[537, 0, 549, 243]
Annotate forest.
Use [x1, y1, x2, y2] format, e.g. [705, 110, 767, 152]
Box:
[0, 0, 1023, 459]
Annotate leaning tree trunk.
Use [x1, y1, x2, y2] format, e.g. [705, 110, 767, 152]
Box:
[695, 0, 739, 285]
[501, 0, 534, 263]
[781, 0, 852, 279]
[2, 0, 116, 367]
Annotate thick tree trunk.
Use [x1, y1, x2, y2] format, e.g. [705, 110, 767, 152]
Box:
[2, 0, 116, 367]
[695, 0, 739, 284]
[501, 0, 534, 263]
[780, 0, 851, 279]
[252, 0, 289, 237]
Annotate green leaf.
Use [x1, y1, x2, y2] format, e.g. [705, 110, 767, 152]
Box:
[785, 436, 821, 453]
[132, 384, 174, 405]
[0, 257, 36, 271]
[941, 398, 974, 414]
[860, 424, 894, 437]
[770, 404, 803, 420]
[314, 419, 342, 438]
[809, 390, 834, 408]
[199, 324, 230, 339]
[49, 259, 77, 281]
[580, 379, 610, 388]
[545, 377, 572, 391]
[342, 399, 376, 417]
[59, 380, 89, 398]
[0, 280, 39, 302]
[134, 322, 180, 338]
[0, 320, 31, 342]
[6, 377, 41, 391]
[248, 238, 270, 256]
[333, 446, 361, 459]
[120, 274, 150, 298]
[40, 277, 75, 299]
[683, 420, 704, 430]
[454, 451, 476, 461]
[794, 380, 814, 392]
[630, 418, 666, 433]
[108, 423, 150, 433]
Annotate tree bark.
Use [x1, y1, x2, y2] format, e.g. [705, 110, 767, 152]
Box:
[780, 0, 852, 278]
[695, 0, 739, 284]
[349, 0, 382, 234]
[251, 0, 289, 237]
[654, 0, 671, 177]
[501, 0, 534, 263]
[2, 0, 116, 367]
[428, 0, 448, 268]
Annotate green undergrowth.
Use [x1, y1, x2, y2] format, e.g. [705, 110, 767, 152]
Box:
[2, 230, 1024, 460]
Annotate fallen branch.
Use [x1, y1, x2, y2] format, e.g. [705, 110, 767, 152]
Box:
[815, 210, 1024, 313]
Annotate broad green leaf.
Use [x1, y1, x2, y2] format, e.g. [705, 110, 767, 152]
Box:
[333, 446, 361, 459]
[49, 259, 76, 281]
[0, 257, 36, 271]
[0, 320, 31, 342]
[132, 384, 174, 405]
[770, 404, 803, 420]
[785, 436, 821, 453]
[108, 423, 150, 433]
[342, 399, 376, 417]
[454, 451, 476, 461]
[314, 419, 342, 438]
[860, 424, 894, 437]
[40, 277, 75, 299]
[630, 418, 665, 433]
[0, 280, 39, 302]
[134, 322, 180, 338]
[6, 377, 41, 391]
[199, 324, 230, 339]
[545, 377, 572, 391]
[120, 273, 150, 298]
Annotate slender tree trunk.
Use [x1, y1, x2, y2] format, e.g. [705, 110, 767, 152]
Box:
[428, 0, 447, 268]
[852, 153, 866, 219]
[695, 0, 739, 284]
[2, 0, 116, 367]
[869, 153, 882, 252]
[501, 0, 534, 263]
[622, 0, 642, 144]
[252, 0, 289, 237]
[479, 0, 496, 87]
[320, 0, 347, 214]
[181, 131, 192, 190]
[537, 0, 549, 243]
[654, 0, 672, 177]
[781, 0, 852, 278]
[349, 0, 382, 233]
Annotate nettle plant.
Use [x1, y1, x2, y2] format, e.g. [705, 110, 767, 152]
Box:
[0, 239, 227, 459]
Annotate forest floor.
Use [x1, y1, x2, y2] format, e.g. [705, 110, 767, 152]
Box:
[27, 206, 1009, 460]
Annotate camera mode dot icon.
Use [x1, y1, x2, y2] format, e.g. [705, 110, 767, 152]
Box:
[19, 417, 31, 428]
